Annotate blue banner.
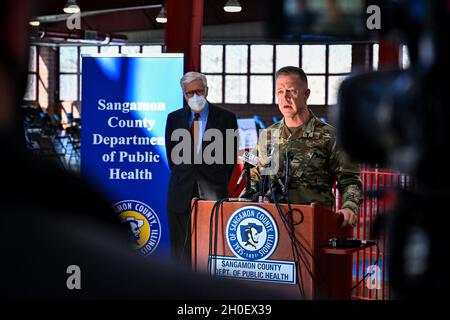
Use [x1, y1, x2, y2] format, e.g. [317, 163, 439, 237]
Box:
[81, 54, 184, 258]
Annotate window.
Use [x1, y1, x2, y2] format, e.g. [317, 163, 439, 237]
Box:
[202, 44, 272, 104]
[225, 75, 247, 104]
[401, 45, 410, 69]
[24, 46, 37, 101]
[121, 45, 141, 54]
[142, 45, 163, 54]
[327, 44, 352, 105]
[205, 75, 222, 103]
[225, 45, 247, 73]
[328, 75, 347, 105]
[373, 43, 379, 71]
[276, 45, 299, 71]
[100, 46, 119, 55]
[250, 45, 278, 73]
[302, 45, 326, 73]
[249, 45, 273, 104]
[201, 45, 224, 103]
[308, 75, 326, 105]
[59, 46, 79, 101]
[250, 76, 272, 104]
[201, 43, 353, 106]
[58, 45, 163, 103]
[329, 45, 352, 73]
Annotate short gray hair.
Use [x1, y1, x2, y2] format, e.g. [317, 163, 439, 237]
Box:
[180, 72, 208, 90]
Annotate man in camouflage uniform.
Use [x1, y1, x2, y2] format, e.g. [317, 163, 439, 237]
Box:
[245, 66, 362, 227]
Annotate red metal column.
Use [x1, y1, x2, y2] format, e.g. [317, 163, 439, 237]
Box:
[165, 0, 204, 72]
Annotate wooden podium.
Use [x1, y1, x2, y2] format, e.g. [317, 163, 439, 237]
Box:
[191, 200, 368, 299]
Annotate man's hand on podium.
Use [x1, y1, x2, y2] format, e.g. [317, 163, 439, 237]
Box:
[337, 208, 358, 228]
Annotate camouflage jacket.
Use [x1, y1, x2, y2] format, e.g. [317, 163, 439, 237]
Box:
[248, 110, 362, 213]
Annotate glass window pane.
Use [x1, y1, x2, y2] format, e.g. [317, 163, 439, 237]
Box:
[121, 45, 141, 54]
[307, 75, 325, 105]
[302, 45, 325, 74]
[250, 76, 273, 104]
[80, 46, 98, 55]
[29, 46, 37, 72]
[60, 74, 78, 101]
[100, 46, 119, 55]
[225, 45, 247, 74]
[205, 75, 222, 103]
[250, 45, 273, 73]
[373, 44, 379, 71]
[329, 45, 352, 73]
[402, 45, 410, 69]
[276, 45, 299, 71]
[60, 46, 78, 72]
[225, 76, 247, 104]
[24, 74, 36, 101]
[142, 45, 162, 54]
[328, 75, 347, 105]
[201, 45, 223, 73]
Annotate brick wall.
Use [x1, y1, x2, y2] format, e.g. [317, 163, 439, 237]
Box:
[37, 46, 58, 115]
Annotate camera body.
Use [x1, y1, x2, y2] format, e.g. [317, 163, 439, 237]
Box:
[336, 0, 450, 298]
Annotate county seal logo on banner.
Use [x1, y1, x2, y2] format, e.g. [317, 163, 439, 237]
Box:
[210, 206, 296, 285]
[113, 200, 162, 256]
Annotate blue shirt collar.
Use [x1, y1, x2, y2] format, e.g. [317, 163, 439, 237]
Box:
[190, 102, 209, 121]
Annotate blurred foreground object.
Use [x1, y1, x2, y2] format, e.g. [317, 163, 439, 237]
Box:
[337, 0, 450, 298]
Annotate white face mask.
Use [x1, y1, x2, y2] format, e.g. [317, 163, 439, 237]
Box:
[188, 94, 207, 112]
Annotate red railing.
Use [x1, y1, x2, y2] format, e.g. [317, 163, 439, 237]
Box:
[335, 165, 414, 300]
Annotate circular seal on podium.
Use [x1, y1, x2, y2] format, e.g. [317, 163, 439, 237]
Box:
[226, 205, 278, 261]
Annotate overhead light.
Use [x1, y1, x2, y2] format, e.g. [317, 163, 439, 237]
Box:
[29, 19, 40, 27]
[224, 0, 242, 13]
[63, 0, 80, 14]
[156, 6, 167, 23]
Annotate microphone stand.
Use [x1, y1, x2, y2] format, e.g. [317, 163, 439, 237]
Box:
[258, 162, 270, 203]
[284, 149, 296, 233]
[245, 166, 252, 194]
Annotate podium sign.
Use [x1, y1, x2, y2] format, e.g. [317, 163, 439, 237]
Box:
[192, 200, 355, 299]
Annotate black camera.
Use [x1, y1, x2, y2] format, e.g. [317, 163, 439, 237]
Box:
[336, 0, 450, 298]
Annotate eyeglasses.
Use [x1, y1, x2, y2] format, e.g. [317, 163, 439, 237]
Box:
[184, 88, 206, 98]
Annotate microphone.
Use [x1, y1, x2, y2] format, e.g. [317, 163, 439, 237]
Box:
[328, 238, 376, 248]
[236, 151, 259, 186]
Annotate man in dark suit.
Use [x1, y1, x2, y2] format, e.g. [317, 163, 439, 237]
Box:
[165, 72, 238, 264]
